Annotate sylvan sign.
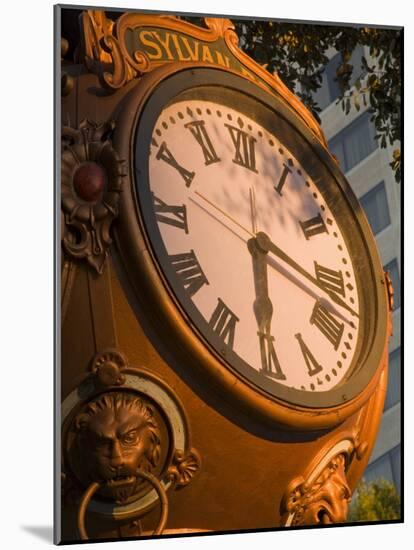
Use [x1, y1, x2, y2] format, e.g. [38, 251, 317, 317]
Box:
[127, 28, 234, 69]
[79, 11, 325, 145]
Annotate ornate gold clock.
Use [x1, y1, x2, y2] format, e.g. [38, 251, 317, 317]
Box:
[115, 64, 389, 429]
[59, 11, 394, 541]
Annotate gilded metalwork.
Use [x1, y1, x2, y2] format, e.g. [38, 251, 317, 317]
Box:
[73, 392, 161, 503]
[62, 357, 200, 534]
[77, 470, 168, 540]
[58, 8, 393, 540]
[90, 348, 127, 387]
[79, 10, 326, 146]
[283, 453, 351, 525]
[61, 119, 125, 274]
[167, 449, 201, 487]
[281, 437, 358, 526]
[384, 270, 395, 312]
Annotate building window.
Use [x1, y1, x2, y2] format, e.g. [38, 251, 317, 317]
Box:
[328, 111, 378, 172]
[384, 348, 401, 410]
[312, 46, 365, 111]
[360, 181, 391, 235]
[384, 259, 401, 310]
[364, 445, 401, 494]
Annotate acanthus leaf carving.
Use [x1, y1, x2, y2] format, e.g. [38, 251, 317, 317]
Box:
[283, 453, 351, 526]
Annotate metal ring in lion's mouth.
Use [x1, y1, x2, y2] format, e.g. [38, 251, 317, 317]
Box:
[77, 470, 169, 540]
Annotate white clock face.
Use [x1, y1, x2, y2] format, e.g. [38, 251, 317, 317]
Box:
[143, 98, 361, 393]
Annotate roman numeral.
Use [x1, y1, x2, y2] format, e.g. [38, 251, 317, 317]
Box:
[152, 194, 188, 233]
[185, 120, 220, 166]
[258, 332, 286, 380]
[225, 124, 258, 173]
[156, 142, 195, 187]
[315, 262, 345, 297]
[295, 333, 323, 377]
[274, 163, 292, 196]
[169, 250, 208, 297]
[299, 213, 328, 239]
[209, 298, 239, 350]
[310, 301, 344, 350]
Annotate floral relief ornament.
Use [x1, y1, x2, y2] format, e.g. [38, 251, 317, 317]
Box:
[61, 119, 125, 273]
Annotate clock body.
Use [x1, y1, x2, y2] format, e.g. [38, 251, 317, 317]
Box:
[60, 29, 391, 541]
[116, 64, 388, 427]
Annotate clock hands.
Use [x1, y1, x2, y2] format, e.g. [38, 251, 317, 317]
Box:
[249, 187, 258, 235]
[248, 237, 273, 334]
[248, 237, 286, 380]
[194, 190, 254, 238]
[192, 191, 358, 318]
[255, 232, 359, 318]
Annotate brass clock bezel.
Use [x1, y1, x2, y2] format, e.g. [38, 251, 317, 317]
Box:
[114, 63, 389, 430]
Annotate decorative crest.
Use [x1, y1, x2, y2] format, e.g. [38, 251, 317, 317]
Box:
[78, 10, 326, 146]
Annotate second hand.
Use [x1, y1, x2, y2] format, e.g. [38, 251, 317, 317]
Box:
[194, 190, 254, 238]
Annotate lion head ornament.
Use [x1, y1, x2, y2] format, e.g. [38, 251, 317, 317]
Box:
[74, 391, 161, 503]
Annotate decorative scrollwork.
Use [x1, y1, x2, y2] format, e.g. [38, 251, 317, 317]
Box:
[90, 348, 127, 387]
[167, 449, 201, 487]
[384, 270, 394, 312]
[61, 119, 125, 273]
[80, 10, 137, 89]
[283, 453, 351, 526]
[281, 438, 359, 527]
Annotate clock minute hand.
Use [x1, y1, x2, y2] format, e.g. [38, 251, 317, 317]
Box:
[255, 231, 359, 318]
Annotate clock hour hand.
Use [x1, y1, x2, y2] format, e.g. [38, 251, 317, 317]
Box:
[255, 231, 359, 318]
[248, 238, 286, 380]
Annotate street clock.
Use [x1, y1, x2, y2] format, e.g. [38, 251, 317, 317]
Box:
[116, 65, 388, 428]
[58, 10, 393, 543]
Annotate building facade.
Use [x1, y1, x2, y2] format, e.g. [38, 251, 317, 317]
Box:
[314, 48, 401, 493]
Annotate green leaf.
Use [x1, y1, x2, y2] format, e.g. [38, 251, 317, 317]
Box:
[348, 479, 400, 522]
